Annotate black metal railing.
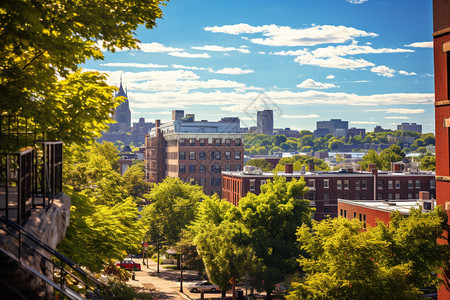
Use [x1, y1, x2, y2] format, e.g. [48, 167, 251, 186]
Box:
[0, 212, 109, 299]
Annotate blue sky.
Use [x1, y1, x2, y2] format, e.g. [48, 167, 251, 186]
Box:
[84, 0, 435, 133]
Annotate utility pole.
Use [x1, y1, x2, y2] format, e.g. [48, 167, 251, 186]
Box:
[180, 251, 183, 293]
[157, 240, 160, 274]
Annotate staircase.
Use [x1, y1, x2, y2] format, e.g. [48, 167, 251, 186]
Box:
[0, 212, 108, 299]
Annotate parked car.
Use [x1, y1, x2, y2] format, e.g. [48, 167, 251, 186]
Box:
[187, 281, 220, 293]
[115, 260, 141, 271]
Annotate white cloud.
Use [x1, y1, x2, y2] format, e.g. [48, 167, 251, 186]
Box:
[168, 52, 210, 58]
[399, 70, 417, 76]
[295, 54, 375, 69]
[309, 44, 414, 58]
[191, 45, 250, 53]
[137, 42, 184, 53]
[351, 121, 377, 124]
[129, 79, 248, 92]
[212, 68, 254, 75]
[204, 23, 377, 47]
[283, 114, 320, 119]
[297, 79, 338, 89]
[371, 65, 395, 77]
[347, 0, 368, 4]
[171, 64, 211, 71]
[271, 49, 309, 56]
[366, 108, 425, 114]
[258, 51, 266, 54]
[326, 74, 335, 79]
[384, 116, 410, 119]
[100, 62, 168, 68]
[405, 41, 433, 48]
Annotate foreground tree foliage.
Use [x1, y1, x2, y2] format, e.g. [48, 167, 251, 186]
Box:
[273, 155, 330, 172]
[58, 141, 144, 271]
[359, 144, 406, 170]
[1, 0, 167, 143]
[289, 208, 449, 300]
[141, 177, 205, 246]
[188, 176, 311, 298]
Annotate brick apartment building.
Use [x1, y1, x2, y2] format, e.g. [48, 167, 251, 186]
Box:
[145, 111, 244, 196]
[338, 191, 434, 228]
[222, 164, 436, 221]
[433, 1, 450, 298]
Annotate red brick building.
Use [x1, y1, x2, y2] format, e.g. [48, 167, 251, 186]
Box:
[145, 111, 244, 196]
[338, 192, 434, 228]
[433, 1, 450, 298]
[222, 165, 435, 221]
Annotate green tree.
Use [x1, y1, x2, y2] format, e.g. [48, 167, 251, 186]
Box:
[237, 177, 312, 297]
[122, 162, 151, 201]
[1, 0, 167, 143]
[141, 177, 205, 246]
[246, 159, 273, 172]
[274, 135, 288, 146]
[420, 155, 436, 171]
[188, 197, 254, 296]
[289, 208, 449, 300]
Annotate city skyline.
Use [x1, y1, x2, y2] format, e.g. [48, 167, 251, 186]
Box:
[83, 0, 435, 133]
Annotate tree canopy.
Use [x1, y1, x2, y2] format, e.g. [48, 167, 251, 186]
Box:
[289, 208, 449, 300]
[1, 0, 167, 144]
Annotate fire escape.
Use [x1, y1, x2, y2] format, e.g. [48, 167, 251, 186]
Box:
[0, 116, 109, 299]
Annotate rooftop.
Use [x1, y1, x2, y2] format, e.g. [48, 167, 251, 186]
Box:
[338, 199, 435, 215]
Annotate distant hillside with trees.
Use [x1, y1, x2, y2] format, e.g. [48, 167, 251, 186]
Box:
[244, 131, 435, 154]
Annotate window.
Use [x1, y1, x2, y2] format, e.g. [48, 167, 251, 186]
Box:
[179, 151, 186, 160]
[225, 139, 231, 146]
[215, 178, 221, 186]
[324, 179, 329, 188]
[235, 139, 241, 146]
[430, 179, 436, 189]
[324, 194, 329, 202]
[395, 193, 400, 200]
[337, 180, 342, 190]
[388, 180, 393, 189]
[408, 193, 413, 199]
[308, 179, 315, 188]
[199, 178, 206, 186]
[388, 193, 393, 200]
[211, 164, 221, 173]
[362, 180, 367, 190]
[179, 139, 186, 146]
[179, 165, 186, 173]
[340, 209, 343, 216]
[355, 180, 360, 190]
[199, 151, 206, 160]
[377, 193, 383, 200]
[211, 177, 216, 186]
[225, 164, 231, 171]
[377, 180, 383, 189]
[408, 180, 413, 189]
[359, 214, 362, 221]
[344, 180, 349, 190]
[261, 180, 267, 186]
[189, 151, 196, 160]
[353, 212, 357, 219]
[225, 151, 231, 160]
[344, 210, 347, 218]
[235, 165, 241, 171]
[250, 179, 256, 191]
[189, 165, 196, 173]
[235, 152, 241, 160]
[199, 165, 206, 173]
[395, 180, 400, 189]
[215, 139, 221, 146]
[189, 138, 195, 146]
[199, 139, 206, 146]
[211, 151, 221, 160]
[415, 180, 421, 189]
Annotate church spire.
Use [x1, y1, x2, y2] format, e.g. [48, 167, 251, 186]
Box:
[117, 73, 127, 98]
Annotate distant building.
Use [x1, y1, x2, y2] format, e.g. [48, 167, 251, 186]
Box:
[132, 117, 154, 134]
[314, 119, 348, 138]
[373, 125, 392, 133]
[348, 127, 366, 138]
[145, 110, 244, 196]
[257, 110, 274, 135]
[397, 123, 422, 134]
[110, 78, 131, 133]
[273, 128, 301, 138]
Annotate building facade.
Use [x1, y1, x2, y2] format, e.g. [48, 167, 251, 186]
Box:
[433, 1, 450, 298]
[396, 122, 422, 134]
[257, 110, 274, 135]
[145, 111, 244, 196]
[222, 165, 436, 221]
[110, 79, 131, 133]
[314, 119, 349, 138]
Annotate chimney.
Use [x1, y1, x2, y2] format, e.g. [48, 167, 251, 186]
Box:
[285, 163, 293, 173]
[308, 161, 315, 172]
[419, 191, 430, 200]
[155, 119, 160, 128]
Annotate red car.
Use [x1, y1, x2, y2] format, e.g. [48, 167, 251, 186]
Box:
[116, 260, 141, 271]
